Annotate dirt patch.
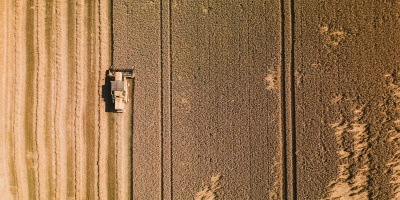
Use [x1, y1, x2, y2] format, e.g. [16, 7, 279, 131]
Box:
[195, 174, 223, 200]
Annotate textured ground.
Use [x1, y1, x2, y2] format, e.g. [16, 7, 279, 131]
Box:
[2, 0, 400, 199]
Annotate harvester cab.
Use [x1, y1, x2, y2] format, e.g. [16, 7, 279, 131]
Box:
[108, 68, 134, 113]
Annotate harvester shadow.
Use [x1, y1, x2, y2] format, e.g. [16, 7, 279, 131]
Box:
[102, 71, 115, 112]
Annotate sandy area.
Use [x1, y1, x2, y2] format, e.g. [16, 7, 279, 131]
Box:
[2, 0, 400, 199]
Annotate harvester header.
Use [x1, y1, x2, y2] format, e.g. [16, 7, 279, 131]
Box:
[108, 67, 134, 78]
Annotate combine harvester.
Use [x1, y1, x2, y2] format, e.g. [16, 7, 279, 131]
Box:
[108, 68, 134, 113]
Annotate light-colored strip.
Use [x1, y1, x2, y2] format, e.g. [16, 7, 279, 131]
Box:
[54, 0, 68, 198]
[0, 0, 12, 198]
[75, 0, 88, 199]
[14, 0, 29, 199]
[98, 0, 112, 198]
